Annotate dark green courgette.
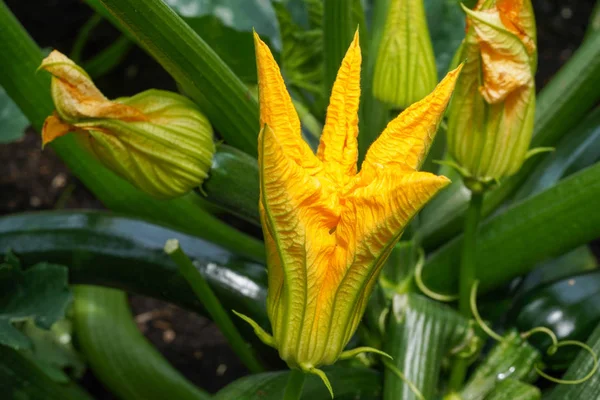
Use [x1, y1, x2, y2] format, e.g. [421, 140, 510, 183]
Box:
[73, 286, 212, 400]
[509, 271, 600, 369]
[0, 210, 269, 328]
[201, 144, 260, 226]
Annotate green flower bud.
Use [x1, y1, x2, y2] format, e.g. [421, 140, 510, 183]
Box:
[446, 0, 537, 188]
[40, 51, 215, 199]
[372, 0, 437, 108]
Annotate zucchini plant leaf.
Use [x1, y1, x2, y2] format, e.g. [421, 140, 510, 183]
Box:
[273, 1, 324, 99]
[183, 15, 260, 83]
[0, 345, 92, 400]
[19, 320, 85, 384]
[0, 86, 28, 144]
[166, 0, 280, 48]
[214, 367, 381, 400]
[0, 258, 71, 350]
[168, 0, 281, 84]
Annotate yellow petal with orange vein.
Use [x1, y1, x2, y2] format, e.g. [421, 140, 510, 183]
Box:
[317, 30, 361, 183]
[361, 64, 462, 177]
[40, 50, 145, 123]
[41, 113, 74, 147]
[254, 32, 320, 172]
[462, 5, 533, 104]
[252, 31, 455, 375]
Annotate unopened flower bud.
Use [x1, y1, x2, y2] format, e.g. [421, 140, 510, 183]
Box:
[446, 0, 537, 189]
[372, 0, 437, 108]
[40, 51, 215, 199]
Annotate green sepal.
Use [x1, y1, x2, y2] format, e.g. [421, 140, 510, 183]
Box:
[300, 365, 334, 399]
[232, 310, 276, 349]
[525, 147, 555, 160]
[338, 346, 392, 361]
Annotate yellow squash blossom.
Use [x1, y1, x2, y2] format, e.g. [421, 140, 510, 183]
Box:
[238, 31, 462, 393]
[40, 51, 215, 199]
[446, 0, 537, 190]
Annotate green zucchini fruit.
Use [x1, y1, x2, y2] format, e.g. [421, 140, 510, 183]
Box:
[0, 210, 269, 328]
[201, 144, 260, 226]
[509, 271, 600, 369]
[73, 285, 212, 400]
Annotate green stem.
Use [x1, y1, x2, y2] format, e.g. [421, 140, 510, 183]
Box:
[448, 191, 484, 392]
[164, 239, 265, 373]
[458, 192, 484, 316]
[283, 369, 306, 400]
[323, 0, 354, 98]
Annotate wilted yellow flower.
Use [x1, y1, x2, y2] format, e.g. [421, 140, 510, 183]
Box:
[373, 0, 437, 108]
[240, 31, 461, 391]
[446, 0, 537, 189]
[40, 51, 215, 199]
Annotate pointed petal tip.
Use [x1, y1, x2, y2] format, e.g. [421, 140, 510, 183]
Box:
[352, 27, 360, 44]
[38, 49, 71, 72]
[41, 114, 72, 148]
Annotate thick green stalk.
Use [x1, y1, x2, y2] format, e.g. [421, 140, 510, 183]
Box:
[0, 0, 265, 261]
[323, 0, 354, 98]
[90, 0, 259, 156]
[283, 370, 306, 400]
[458, 192, 483, 316]
[73, 286, 212, 400]
[450, 192, 484, 397]
[164, 239, 265, 373]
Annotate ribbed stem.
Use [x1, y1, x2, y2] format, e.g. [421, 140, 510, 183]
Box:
[448, 191, 484, 392]
[283, 369, 306, 400]
[323, 0, 354, 98]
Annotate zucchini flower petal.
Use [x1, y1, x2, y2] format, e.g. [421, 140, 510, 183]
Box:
[252, 31, 461, 375]
[39, 51, 215, 199]
[446, 0, 537, 188]
[372, 0, 437, 108]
